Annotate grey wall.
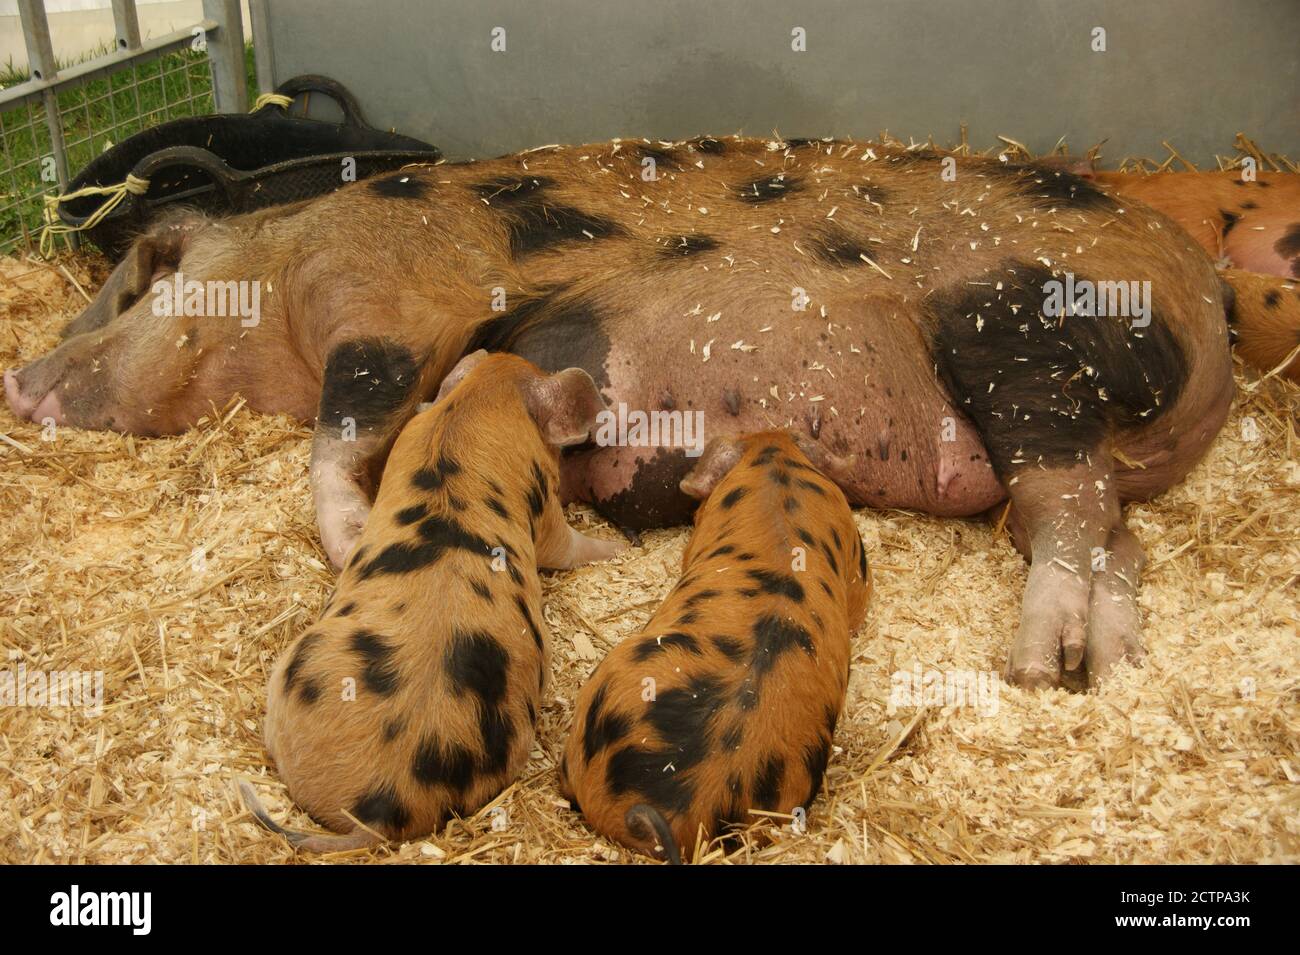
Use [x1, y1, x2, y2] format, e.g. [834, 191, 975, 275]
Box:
[264, 0, 1300, 165]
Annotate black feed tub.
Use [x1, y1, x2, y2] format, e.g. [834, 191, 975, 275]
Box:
[52, 75, 441, 259]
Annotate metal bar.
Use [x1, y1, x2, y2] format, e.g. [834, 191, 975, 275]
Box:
[111, 0, 143, 52]
[17, 0, 76, 249]
[0, 21, 220, 112]
[202, 0, 248, 113]
[248, 0, 276, 96]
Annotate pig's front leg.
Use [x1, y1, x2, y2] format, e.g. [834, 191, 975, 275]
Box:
[311, 337, 432, 570]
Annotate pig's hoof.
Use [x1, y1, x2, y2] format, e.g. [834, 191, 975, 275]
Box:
[1005, 591, 1089, 691]
[1084, 608, 1146, 689]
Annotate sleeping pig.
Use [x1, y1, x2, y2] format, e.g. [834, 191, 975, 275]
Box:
[559, 430, 870, 863]
[242, 351, 624, 851]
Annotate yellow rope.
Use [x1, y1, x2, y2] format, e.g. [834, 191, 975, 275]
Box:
[38, 94, 290, 256]
[39, 172, 150, 258]
[252, 92, 294, 111]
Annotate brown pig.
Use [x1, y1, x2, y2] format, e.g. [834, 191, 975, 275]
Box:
[243, 351, 624, 851]
[560, 430, 870, 863]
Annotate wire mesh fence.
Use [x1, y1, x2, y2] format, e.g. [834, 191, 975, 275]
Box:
[1, 45, 217, 256]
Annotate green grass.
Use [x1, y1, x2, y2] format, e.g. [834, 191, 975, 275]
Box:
[1, 43, 257, 253]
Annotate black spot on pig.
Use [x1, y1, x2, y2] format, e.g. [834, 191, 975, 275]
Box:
[360, 515, 492, 578]
[1275, 225, 1300, 277]
[721, 723, 744, 750]
[445, 629, 509, 705]
[888, 148, 944, 166]
[298, 679, 321, 705]
[1000, 163, 1117, 212]
[753, 754, 785, 810]
[466, 289, 613, 391]
[712, 635, 745, 663]
[812, 225, 883, 267]
[720, 486, 747, 509]
[632, 632, 702, 660]
[736, 175, 801, 203]
[659, 234, 720, 257]
[605, 675, 725, 812]
[785, 137, 836, 149]
[804, 738, 832, 804]
[369, 174, 429, 199]
[352, 786, 410, 831]
[751, 614, 815, 672]
[582, 683, 633, 763]
[412, 736, 476, 791]
[351, 629, 400, 696]
[633, 143, 682, 171]
[319, 338, 420, 433]
[743, 569, 805, 603]
[690, 137, 726, 154]
[396, 503, 428, 525]
[282, 632, 322, 695]
[1264, 289, 1282, 309]
[596, 447, 694, 530]
[1240, 200, 1259, 210]
[478, 707, 515, 775]
[928, 261, 1188, 473]
[1220, 210, 1240, 235]
[515, 594, 543, 651]
[475, 174, 625, 257]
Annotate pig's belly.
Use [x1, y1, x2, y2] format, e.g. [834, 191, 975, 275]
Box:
[555, 317, 1006, 529]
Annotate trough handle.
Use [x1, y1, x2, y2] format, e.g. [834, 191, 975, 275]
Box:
[268, 74, 374, 129]
[132, 146, 244, 207]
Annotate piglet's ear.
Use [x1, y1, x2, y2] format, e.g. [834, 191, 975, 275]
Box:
[680, 436, 744, 499]
[436, 349, 489, 402]
[525, 367, 606, 447]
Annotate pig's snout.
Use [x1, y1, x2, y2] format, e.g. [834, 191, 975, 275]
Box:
[4, 368, 64, 425]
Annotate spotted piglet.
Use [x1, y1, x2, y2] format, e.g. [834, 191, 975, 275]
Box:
[560, 430, 870, 862]
[243, 351, 624, 851]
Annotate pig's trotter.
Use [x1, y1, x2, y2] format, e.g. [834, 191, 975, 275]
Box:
[999, 461, 1121, 691]
[310, 431, 375, 570]
[1083, 523, 1147, 688]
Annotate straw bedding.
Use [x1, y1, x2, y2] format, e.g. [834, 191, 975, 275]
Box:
[1, 200, 1296, 865]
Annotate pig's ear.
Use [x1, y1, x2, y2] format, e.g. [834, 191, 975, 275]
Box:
[791, 433, 857, 482]
[680, 436, 744, 499]
[59, 226, 187, 339]
[524, 367, 606, 447]
[1033, 154, 1098, 180]
[435, 350, 489, 402]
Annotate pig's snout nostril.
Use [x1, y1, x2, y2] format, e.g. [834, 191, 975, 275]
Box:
[4, 369, 62, 424]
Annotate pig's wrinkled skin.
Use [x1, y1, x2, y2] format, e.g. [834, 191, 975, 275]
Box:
[5, 136, 1240, 690]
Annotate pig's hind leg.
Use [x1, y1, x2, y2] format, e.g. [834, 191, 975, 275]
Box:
[930, 266, 1184, 690]
[1001, 466, 1145, 690]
